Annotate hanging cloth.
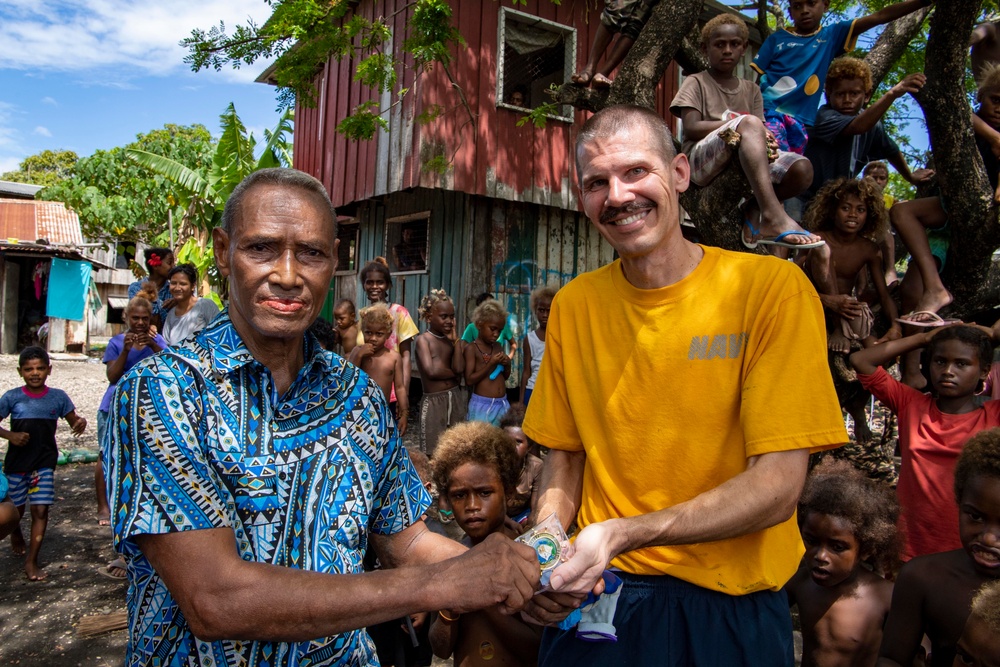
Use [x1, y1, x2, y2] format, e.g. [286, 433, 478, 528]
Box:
[46, 258, 92, 321]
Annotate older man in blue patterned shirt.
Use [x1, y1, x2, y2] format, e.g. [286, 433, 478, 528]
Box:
[105, 169, 549, 666]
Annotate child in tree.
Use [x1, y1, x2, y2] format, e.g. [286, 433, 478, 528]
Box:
[799, 177, 901, 355]
[415, 289, 466, 457]
[519, 284, 557, 406]
[892, 65, 1000, 334]
[333, 298, 359, 356]
[785, 458, 900, 667]
[0, 346, 87, 580]
[851, 326, 1000, 561]
[878, 428, 1000, 667]
[861, 160, 901, 289]
[464, 300, 512, 427]
[802, 58, 933, 202]
[350, 304, 409, 435]
[751, 0, 932, 154]
[954, 580, 1000, 666]
[972, 16, 1000, 83]
[428, 421, 541, 665]
[498, 404, 543, 524]
[670, 13, 823, 250]
[571, 0, 661, 89]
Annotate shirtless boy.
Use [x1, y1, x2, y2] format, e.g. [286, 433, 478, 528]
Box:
[415, 289, 466, 456]
[349, 304, 409, 435]
[463, 299, 511, 427]
[428, 422, 541, 666]
[333, 298, 359, 356]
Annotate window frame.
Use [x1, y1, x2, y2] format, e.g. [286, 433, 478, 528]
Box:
[334, 218, 361, 277]
[384, 211, 430, 276]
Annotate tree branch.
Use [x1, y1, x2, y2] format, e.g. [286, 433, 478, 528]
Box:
[865, 6, 932, 90]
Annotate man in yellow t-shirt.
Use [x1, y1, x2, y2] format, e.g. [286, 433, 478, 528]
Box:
[523, 105, 847, 666]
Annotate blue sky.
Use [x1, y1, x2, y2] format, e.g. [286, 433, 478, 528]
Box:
[0, 0, 281, 173]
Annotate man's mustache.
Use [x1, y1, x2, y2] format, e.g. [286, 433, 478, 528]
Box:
[600, 201, 654, 225]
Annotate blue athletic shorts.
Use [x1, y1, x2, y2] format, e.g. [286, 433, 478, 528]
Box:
[6, 469, 56, 506]
[539, 573, 793, 666]
[467, 393, 510, 427]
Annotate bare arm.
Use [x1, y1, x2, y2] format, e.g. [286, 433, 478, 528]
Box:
[464, 344, 497, 386]
[547, 448, 810, 594]
[428, 613, 459, 659]
[0, 427, 29, 447]
[399, 339, 412, 393]
[679, 108, 727, 143]
[971, 21, 997, 46]
[106, 337, 134, 384]
[886, 150, 933, 186]
[843, 74, 924, 137]
[415, 335, 459, 381]
[867, 251, 902, 342]
[134, 521, 538, 642]
[877, 563, 927, 666]
[972, 113, 1000, 158]
[854, 0, 932, 35]
[64, 410, 88, 435]
[393, 353, 408, 436]
[532, 447, 585, 530]
[850, 330, 934, 375]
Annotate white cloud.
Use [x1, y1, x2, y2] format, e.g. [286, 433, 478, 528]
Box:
[33, 126, 52, 137]
[0, 1, 275, 84]
[0, 156, 21, 173]
[41, 96, 57, 106]
[0, 101, 27, 172]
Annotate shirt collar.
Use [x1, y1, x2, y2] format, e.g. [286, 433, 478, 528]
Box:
[199, 310, 334, 377]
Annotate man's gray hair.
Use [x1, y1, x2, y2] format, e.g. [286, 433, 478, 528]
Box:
[575, 105, 677, 187]
[221, 168, 337, 236]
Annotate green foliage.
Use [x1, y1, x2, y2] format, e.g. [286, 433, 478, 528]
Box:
[517, 102, 561, 129]
[1, 149, 78, 187]
[337, 101, 388, 141]
[38, 126, 212, 245]
[423, 154, 451, 174]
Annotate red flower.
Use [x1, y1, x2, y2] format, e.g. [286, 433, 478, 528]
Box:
[148, 254, 162, 267]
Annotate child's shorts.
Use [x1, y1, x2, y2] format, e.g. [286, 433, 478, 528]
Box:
[6, 469, 55, 506]
[467, 393, 510, 427]
[688, 116, 809, 187]
[601, 0, 658, 41]
[539, 573, 793, 666]
[419, 386, 469, 457]
[764, 110, 808, 155]
[0, 472, 8, 501]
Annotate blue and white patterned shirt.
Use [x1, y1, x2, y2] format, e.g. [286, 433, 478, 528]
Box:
[106, 312, 430, 666]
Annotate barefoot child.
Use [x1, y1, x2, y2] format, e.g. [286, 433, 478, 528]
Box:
[861, 161, 900, 289]
[428, 421, 541, 665]
[878, 428, 1000, 667]
[851, 326, 1000, 561]
[463, 299, 512, 427]
[669, 13, 823, 250]
[350, 304, 410, 435]
[799, 177, 901, 355]
[499, 404, 543, 524]
[785, 458, 899, 667]
[0, 346, 87, 580]
[571, 0, 661, 90]
[415, 289, 467, 456]
[333, 298, 359, 356]
[519, 285, 556, 406]
[953, 580, 1000, 666]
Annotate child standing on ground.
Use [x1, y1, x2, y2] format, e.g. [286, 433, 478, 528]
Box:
[428, 421, 541, 665]
[669, 14, 823, 250]
[751, 0, 932, 154]
[799, 178, 901, 355]
[519, 284, 557, 406]
[415, 289, 466, 457]
[498, 404, 543, 524]
[350, 304, 409, 435]
[333, 298, 359, 356]
[359, 258, 420, 393]
[464, 299, 512, 427]
[878, 428, 1000, 667]
[850, 326, 1000, 561]
[785, 458, 899, 667]
[953, 580, 1000, 666]
[0, 346, 87, 580]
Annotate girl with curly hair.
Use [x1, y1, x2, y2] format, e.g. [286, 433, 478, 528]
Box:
[798, 177, 901, 355]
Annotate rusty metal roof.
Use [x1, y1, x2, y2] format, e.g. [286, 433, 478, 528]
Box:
[0, 198, 83, 245]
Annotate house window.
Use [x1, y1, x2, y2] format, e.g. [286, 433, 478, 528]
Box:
[497, 8, 576, 122]
[336, 219, 360, 275]
[385, 212, 429, 274]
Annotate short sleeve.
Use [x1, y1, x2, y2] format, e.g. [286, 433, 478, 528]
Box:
[395, 308, 419, 344]
[368, 397, 431, 535]
[105, 359, 234, 552]
[740, 267, 847, 456]
[832, 19, 860, 53]
[810, 106, 854, 142]
[669, 76, 704, 118]
[0, 391, 12, 420]
[522, 292, 583, 451]
[127, 282, 141, 300]
[870, 123, 900, 161]
[198, 299, 220, 322]
[461, 324, 478, 343]
[56, 390, 76, 417]
[103, 336, 123, 364]
[857, 366, 914, 414]
[751, 34, 774, 82]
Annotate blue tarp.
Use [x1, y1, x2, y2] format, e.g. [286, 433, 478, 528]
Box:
[46, 258, 92, 321]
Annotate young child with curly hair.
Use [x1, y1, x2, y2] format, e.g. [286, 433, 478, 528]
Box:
[415, 289, 466, 457]
[878, 428, 1000, 667]
[463, 299, 511, 427]
[785, 458, 900, 667]
[954, 580, 1000, 666]
[799, 177, 901, 355]
[349, 303, 409, 435]
[428, 421, 541, 666]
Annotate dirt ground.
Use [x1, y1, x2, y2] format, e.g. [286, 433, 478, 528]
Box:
[0, 353, 126, 667]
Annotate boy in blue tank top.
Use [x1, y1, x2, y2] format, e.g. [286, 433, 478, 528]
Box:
[0, 346, 87, 580]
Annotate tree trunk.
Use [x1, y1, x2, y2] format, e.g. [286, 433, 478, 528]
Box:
[918, 0, 1000, 318]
